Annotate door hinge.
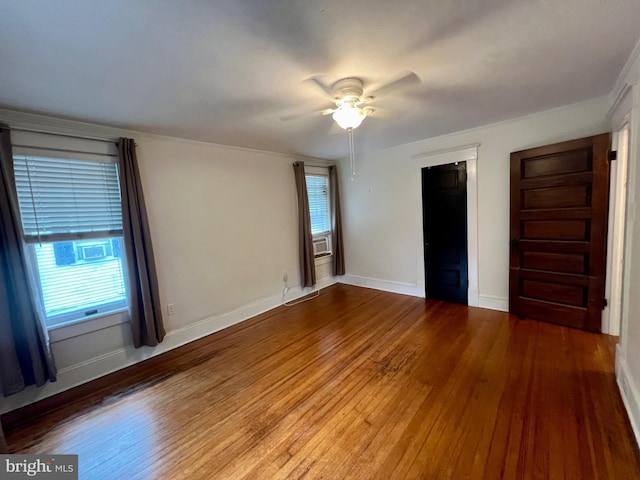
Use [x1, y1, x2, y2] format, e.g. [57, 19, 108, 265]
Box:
[609, 151, 617, 161]
[603, 298, 608, 308]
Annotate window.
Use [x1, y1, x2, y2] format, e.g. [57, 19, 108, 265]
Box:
[13, 153, 128, 327]
[305, 169, 332, 256]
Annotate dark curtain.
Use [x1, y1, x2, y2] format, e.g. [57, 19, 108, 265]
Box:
[293, 162, 316, 287]
[0, 126, 57, 398]
[118, 138, 165, 347]
[329, 165, 345, 276]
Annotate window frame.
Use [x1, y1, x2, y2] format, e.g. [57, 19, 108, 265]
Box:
[304, 166, 333, 258]
[12, 143, 130, 330]
[22, 239, 129, 329]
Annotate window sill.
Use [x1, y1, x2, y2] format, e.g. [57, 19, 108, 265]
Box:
[48, 308, 129, 343]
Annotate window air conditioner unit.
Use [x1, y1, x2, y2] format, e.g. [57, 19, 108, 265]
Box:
[313, 237, 330, 256]
[78, 244, 107, 261]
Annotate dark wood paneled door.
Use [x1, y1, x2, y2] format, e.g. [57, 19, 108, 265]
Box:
[509, 134, 611, 331]
[422, 162, 468, 304]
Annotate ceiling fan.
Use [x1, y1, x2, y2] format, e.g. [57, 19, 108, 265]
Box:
[283, 72, 420, 179]
[315, 77, 376, 129]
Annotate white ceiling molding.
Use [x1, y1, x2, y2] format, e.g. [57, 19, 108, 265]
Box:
[609, 84, 634, 129]
[610, 36, 640, 110]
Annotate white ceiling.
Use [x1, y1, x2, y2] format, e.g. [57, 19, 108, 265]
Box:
[1, 1, 639, 159]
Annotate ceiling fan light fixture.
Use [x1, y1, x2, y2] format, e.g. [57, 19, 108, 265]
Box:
[332, 103, 366, 130]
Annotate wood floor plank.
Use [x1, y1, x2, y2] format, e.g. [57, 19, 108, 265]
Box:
[3, 284, 639, 479]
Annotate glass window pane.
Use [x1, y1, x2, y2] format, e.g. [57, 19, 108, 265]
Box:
[33, 237, 127, 321]
[305, 174, 330, 235]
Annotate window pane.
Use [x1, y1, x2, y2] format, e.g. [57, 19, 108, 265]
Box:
[33, 237, 127, 321]
[305, 174, 330, 234]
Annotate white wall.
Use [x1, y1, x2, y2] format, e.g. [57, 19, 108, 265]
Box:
[1, 111, 336, 413]
[138, 136, 300, 328]
[612, 40, 640, 447]
[338, 96, 611, 310]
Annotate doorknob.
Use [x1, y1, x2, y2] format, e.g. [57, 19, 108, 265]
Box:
[510, 238, 519, 248]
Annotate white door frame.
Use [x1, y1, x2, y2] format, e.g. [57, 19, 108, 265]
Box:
[605, 87, 633, 335]
[414, 144, 479, 307]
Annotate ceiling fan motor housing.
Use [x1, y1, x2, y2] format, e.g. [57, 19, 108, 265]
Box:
[333, 77, 364, 104]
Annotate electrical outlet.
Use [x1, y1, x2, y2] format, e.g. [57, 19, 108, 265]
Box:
[167, 303, 176, 316]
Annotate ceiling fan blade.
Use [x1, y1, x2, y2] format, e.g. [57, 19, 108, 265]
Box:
[367, 71, 420, 98]
[279, 112, 306, 122]
[305, 76, 336, 100]
[365, 106, 394, 119]
[279, 103, 334, 121]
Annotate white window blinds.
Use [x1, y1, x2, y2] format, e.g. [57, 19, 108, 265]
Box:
[13, 155, 123, 242]
[305, 174, 330, 235]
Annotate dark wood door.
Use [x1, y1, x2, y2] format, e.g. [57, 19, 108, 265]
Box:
[509, 134, 611, 331]
[422, 162, 468, 304]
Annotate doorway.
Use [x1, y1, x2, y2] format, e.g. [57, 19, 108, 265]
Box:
[422, 162, 468, 304]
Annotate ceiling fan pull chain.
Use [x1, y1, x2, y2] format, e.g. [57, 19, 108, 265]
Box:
[348, 127, 356, 181]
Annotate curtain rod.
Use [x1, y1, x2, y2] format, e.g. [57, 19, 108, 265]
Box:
[12, 144, 119, 158]
[10, 126, 120, 145]
[293, 160, 336, 168]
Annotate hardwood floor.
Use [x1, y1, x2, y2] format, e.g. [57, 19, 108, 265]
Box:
[4, 284, 640, 479]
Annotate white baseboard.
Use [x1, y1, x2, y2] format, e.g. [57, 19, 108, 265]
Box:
[1, 276, 337, 415]
[616, 345, 640, 449]
[338, 274, 425, 298]
[338, 275, 507, 313]
[478, 295, 509, 312]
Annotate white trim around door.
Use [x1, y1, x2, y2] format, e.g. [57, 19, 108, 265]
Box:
[412, 144, 480, 307]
